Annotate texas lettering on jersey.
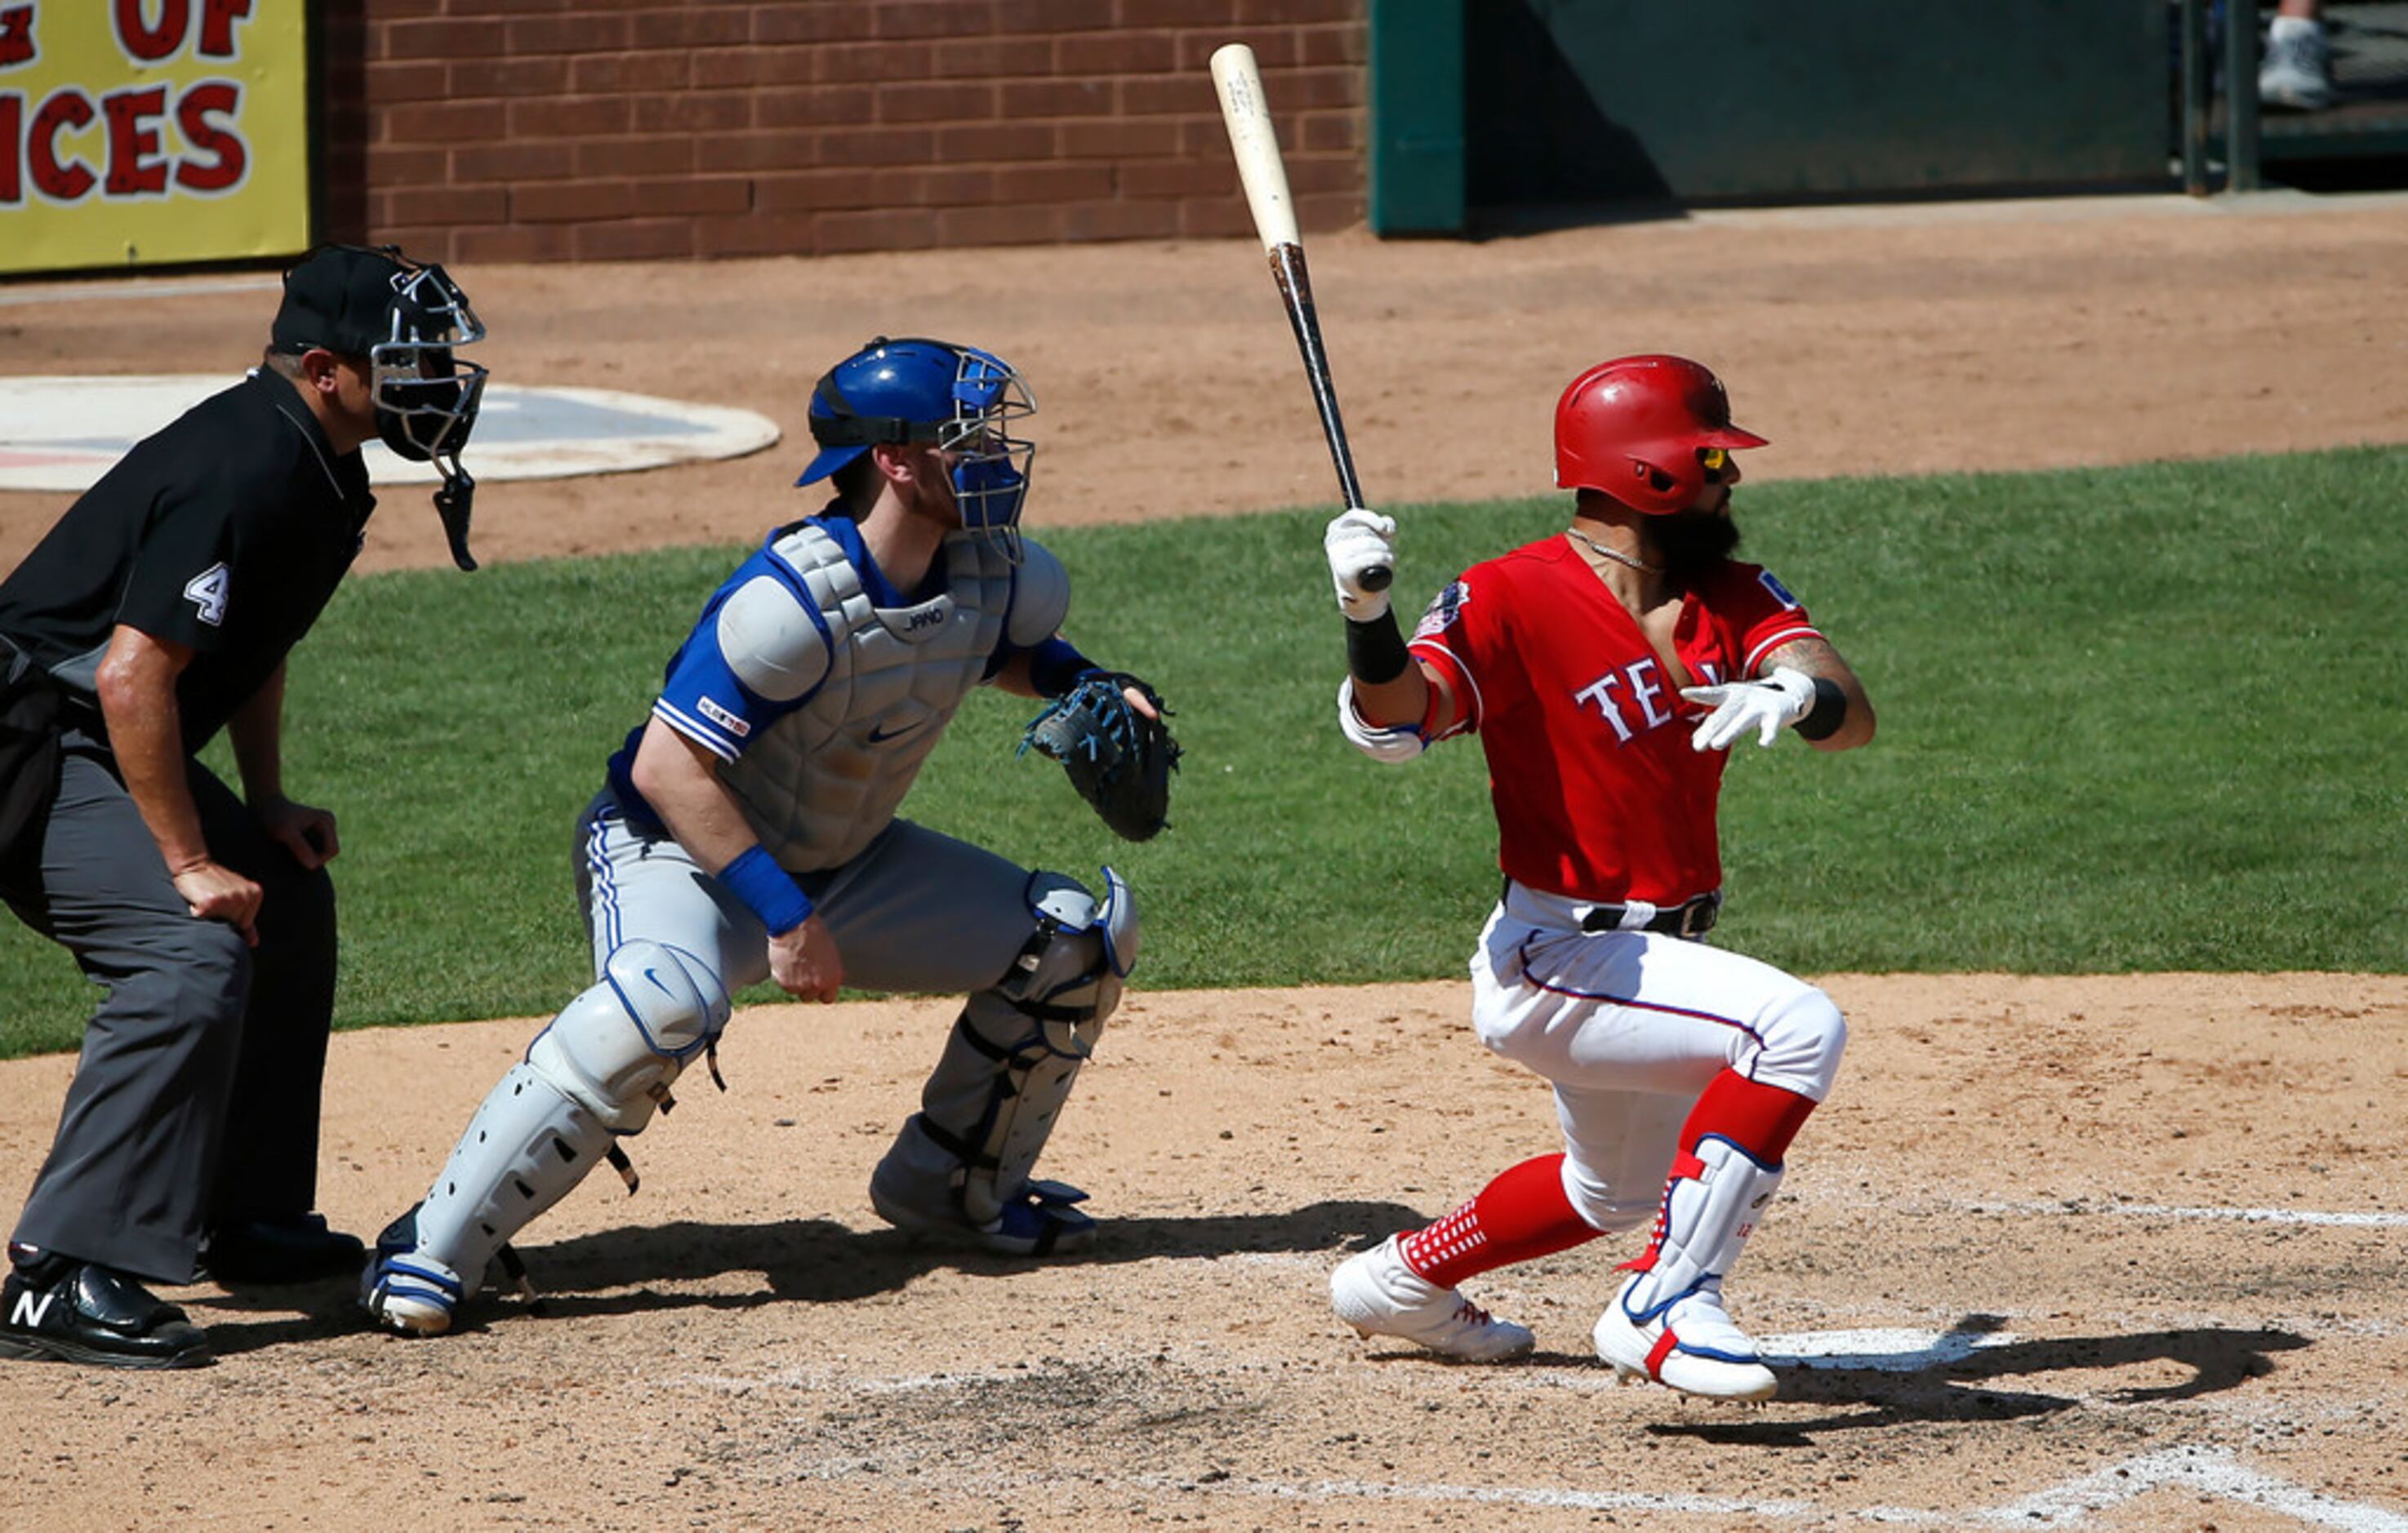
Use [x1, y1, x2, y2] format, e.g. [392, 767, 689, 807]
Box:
[1404, 536, 1821, 904]
[1573, 654, 1726, 744]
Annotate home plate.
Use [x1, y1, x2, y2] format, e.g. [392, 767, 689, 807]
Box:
[0, 374, 781, 492]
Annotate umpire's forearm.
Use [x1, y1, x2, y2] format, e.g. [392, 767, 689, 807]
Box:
[96, 627, 211, 871]
[227, 660, 288, 802]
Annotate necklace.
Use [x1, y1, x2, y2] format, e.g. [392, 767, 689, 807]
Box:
[1565, 527, 1662, 575]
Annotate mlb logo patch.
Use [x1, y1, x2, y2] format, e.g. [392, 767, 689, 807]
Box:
[1758, 570, 1801, 610]
[697, 695, 750, 737]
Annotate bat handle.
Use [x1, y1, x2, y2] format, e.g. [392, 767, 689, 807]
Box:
[1359, 564, 1393, 593]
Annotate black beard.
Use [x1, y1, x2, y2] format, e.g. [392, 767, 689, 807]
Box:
[1654, 508, 1741, 585]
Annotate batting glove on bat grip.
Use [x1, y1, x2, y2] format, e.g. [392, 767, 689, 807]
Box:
[1680, 665, 1818, 751]
[1324, 509, 1397, 622]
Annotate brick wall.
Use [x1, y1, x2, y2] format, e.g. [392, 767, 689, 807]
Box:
[335, 1, 1367, 264]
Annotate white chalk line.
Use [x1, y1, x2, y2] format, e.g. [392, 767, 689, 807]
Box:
[1965, 1198, 2408, 1229]
[1142, 1449, 2408, 1531]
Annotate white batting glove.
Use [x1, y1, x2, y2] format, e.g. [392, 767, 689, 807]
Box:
[1679, 665, 1818, 751]
[1323, 508, 1397, 622]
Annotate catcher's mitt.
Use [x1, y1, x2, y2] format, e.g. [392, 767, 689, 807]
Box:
[1019, 671, 1181, 842]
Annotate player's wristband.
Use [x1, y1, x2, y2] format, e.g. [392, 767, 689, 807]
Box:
[718, 845, 814, 936]
[1794, 677, 1849, 741]
[1026, 637, 1096, 698]
[1344, 611, 1412, 687]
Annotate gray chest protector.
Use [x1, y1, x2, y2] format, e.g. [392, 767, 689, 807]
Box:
[720, 523, 1039, 870]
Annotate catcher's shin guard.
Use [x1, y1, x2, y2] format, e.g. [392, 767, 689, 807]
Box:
[1593, 1135, 1783, 1400]
[870, 869, 1134, 1255]
[362, 940, 730, 1334]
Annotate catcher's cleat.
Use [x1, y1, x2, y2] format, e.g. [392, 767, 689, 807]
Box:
[868, 1175, 1097, 1257]
[0, 1246, 211, 1370]
[1593, 1272, 1777, 1401]
[1329, 1235, 1535, 1362]
[358, 1206, 465, 1336]
[203, 1212, 366, 1286]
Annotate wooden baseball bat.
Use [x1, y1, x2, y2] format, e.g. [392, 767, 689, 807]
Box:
[1209, 42, 1390, 593]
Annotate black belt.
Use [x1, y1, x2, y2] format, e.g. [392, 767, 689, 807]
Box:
[1579, 891, 1723, 940]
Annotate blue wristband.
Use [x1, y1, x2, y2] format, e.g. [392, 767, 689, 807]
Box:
[1026, 636, 1096, 698]
[718, 845, 813, 936]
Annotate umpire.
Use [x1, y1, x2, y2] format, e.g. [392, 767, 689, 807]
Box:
[0, 244, 487, 1369]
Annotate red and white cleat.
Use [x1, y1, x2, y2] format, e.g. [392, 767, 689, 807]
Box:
[1329, 1235, 1535, 1362]
[1593, 1272, 1777, 1401]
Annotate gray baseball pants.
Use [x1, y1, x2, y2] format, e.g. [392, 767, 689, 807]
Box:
[0, 731, 337, 1284]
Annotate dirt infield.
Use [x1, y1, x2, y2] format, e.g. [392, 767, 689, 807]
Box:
[3, 193, 2407, 1530]
[1, 975, 2403, 1530]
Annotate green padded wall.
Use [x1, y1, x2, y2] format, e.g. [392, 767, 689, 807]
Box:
[1457, 0, 2170, 212]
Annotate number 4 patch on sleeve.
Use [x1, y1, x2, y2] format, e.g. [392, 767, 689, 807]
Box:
[183, 562, 231, 627]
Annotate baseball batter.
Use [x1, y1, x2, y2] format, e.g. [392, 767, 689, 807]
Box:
[362, 337, 1164, 1336]
[1324, 355, 1875, 1402]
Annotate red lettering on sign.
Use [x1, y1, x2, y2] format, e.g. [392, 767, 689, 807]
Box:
[0, 95, 20, 202]
[29, 87, 93, 201]
[173, 80, 241, 191]
[0, 6, 36, 70]
[103, 84, 168, 195]
[198, 0, 250, 58]
[114, 0, 188, 64]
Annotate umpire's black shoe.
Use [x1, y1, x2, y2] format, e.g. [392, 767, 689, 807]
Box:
[203, 1213, 367, 1286]
[0, 1245, 211, 1370]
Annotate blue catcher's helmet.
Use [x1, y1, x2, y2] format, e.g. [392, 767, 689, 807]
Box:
[795, 336, 1037, 562]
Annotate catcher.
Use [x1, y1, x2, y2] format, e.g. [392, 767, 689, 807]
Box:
[363, 336, 1177, 1335]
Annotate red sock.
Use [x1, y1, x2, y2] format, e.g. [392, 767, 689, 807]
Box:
[1679, 1069, 1819, 1166]
[1398, 1153, 1600, 1290]
[1618, 1073, 1821, 1276]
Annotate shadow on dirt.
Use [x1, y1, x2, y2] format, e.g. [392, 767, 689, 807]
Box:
[188, 1199, 1427, 1355]
[1653, 1313, 2308, 1445]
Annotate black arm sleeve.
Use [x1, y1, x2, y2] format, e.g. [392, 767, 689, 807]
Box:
[1344, 611, 1412, 686]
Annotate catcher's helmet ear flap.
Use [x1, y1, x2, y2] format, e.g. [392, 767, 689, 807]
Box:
[1552, 354, 1766, 516]
[795, 335, 1038, 561]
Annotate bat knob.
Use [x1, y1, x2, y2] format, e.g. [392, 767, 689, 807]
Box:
[1359, 565, 1393, 593]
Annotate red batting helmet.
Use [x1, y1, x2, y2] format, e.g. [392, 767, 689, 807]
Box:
[1553, 354, 1767, 515]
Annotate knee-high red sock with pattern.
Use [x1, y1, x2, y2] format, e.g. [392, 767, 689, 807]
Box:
[1398, 1153, 1600, 1291]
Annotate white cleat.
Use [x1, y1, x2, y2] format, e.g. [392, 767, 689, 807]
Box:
[1593, 1272, 1777, 1402]
[1329, 1235, 1535, 1362]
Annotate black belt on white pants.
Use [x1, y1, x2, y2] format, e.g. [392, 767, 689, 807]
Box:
[1578, 891, 1723, 940]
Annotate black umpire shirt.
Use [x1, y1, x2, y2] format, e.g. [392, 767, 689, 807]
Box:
[0, 370, 374, 755]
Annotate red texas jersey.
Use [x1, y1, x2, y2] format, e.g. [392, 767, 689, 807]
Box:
[1409, 535, 1820, 905]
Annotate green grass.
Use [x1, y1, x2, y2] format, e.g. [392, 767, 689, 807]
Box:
[2, 446, 2401, 1057]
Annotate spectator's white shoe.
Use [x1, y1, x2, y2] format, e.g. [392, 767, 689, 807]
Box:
[1594, 1273, 1778, 1401]
[1329, 1236, 1535, 1362]
[2260, 17, 2336, 111]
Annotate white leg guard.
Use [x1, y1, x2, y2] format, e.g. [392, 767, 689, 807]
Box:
[1593, 1135, 1784, 1401]
[869, 869, 1133, 1255]
[361, 940, 730, 1335]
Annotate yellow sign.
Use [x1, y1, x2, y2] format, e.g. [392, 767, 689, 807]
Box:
[0, 1, 309, 274]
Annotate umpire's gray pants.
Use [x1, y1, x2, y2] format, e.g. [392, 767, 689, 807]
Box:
[0, 732, 337, 1284]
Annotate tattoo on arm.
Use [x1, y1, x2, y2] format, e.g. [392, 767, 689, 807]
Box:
[1758, 637, 1845, 681]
